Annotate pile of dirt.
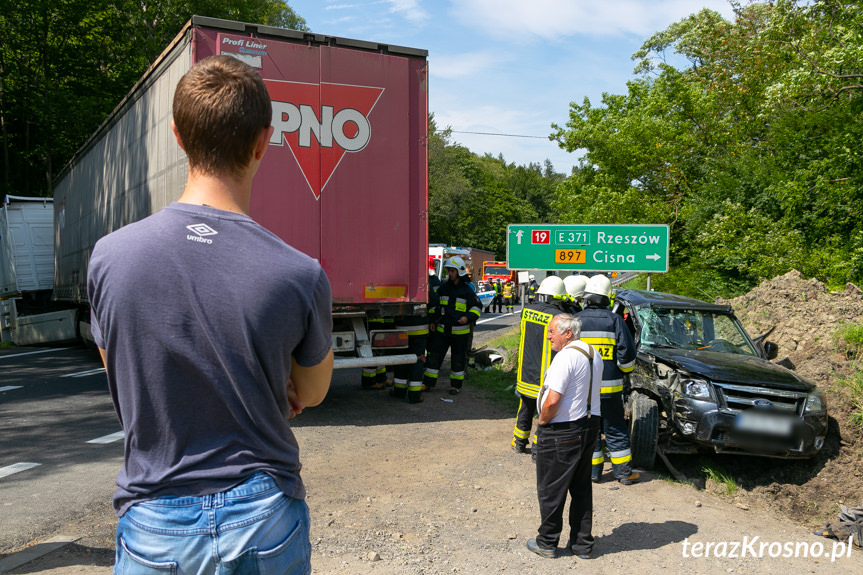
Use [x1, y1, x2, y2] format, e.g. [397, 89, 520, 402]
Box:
[710, 270, 863, 527]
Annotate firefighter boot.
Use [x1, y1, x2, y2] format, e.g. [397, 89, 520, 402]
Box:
[511, 437, 528, 454]
[407, 379, 424, 403]
[390, 377, 407, 399]
[361, 367, 383, 389]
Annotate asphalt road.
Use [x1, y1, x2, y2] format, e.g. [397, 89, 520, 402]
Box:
[0, 346, 122, 553]
[0, 309, 521, 555]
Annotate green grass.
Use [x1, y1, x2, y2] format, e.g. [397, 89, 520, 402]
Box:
[835, 370, 863, 429]
[834, 322, 863, 359]
[0, 340, 14, 349]
[833, 322, 863, 429]
[484, 326, 521, 356]
[616, 275, 648, 290]
[469, 326, 521, 409]
[701, 463, 739, 496]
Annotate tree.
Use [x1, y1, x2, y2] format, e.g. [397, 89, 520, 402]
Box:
[0, 1, 307, 199]
[551, 0, 863, 296]
[428, 116, 561, 258]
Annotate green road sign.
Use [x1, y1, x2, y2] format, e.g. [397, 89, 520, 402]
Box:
[506, 224, 669, 273]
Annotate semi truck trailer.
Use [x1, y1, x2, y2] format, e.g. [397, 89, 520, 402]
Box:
[52, 16, 429, 368]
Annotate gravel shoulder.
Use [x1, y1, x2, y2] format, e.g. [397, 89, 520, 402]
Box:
[7, 273, 863, 573]
[7, 368, 858, 574]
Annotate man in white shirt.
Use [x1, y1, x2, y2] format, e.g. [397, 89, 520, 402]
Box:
[526, 314, 603, 560]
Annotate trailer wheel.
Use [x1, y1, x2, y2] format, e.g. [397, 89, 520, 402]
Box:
[629, 391, 659, 470]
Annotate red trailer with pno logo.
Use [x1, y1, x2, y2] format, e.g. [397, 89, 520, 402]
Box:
[52, 16, 428, 368]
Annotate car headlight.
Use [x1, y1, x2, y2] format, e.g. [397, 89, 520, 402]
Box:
[683, 378, 711, 399]
[805, 390, 826, 412]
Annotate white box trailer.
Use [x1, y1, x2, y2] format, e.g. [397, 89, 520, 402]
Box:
[0, 202, 16, 299]
[0, 195, 66, 344]
[0, 195, 54, 297]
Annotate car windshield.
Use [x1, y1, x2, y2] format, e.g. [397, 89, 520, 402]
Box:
[635, 306, 758, 356]
[485, 265, 509, 275]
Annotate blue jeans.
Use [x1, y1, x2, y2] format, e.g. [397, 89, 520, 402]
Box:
[114, 473, 311, 575]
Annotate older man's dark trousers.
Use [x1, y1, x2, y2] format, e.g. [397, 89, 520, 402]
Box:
[535, 418, 600, 555]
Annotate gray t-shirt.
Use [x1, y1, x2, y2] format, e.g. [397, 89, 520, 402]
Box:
[88, 202, 332, 516]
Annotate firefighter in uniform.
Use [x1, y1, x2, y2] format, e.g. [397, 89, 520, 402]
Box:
[512, 276, 571, 454]
[563, 275, 588, 313]
[391, 313, 430, 404]
[526, 275, 539, 304]
[361, 316, 394, 389]
[577, 274, 639, 484]
[424, 268, 443, 369]
[492, 279, 503, 313]
[423, 256, 482, 395]
[503, 281, 515, 313]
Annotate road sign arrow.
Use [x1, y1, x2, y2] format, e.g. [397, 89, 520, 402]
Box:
[515, 230, 524, 245]
[646, 253, 661, 261]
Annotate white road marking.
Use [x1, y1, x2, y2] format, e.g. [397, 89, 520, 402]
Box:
[87, 431, 124, 444]
[60, 367, 106, 378]
[477, 311, 518, 325]
[0, 462, 41, 479]
[0, 386, 23, 392]
[0, 347, 71, 360]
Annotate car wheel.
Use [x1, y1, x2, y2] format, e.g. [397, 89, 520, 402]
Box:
[629, 391, 659, 469]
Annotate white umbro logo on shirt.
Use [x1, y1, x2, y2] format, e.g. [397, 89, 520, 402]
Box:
[186, 223, 218, 244]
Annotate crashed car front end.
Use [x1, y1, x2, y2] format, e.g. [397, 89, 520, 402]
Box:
[663, 366, 828, 458]
[617, 288, 829, 461]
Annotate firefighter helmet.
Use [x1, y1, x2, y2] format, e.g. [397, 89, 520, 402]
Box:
[529, 274, 535, 281]
[537, 275, 566, 297]
[443, 256, 468, 277]
[584, 274, 612, 298]
[563, 275, 587, 299]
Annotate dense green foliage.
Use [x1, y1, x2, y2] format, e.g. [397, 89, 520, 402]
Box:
[4, 1, 860, 298]
[552, 0, 863, 297]
[0, 0, 306, 198]
[428, 117, 564, 258]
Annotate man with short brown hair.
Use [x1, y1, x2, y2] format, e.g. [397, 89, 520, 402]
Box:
[89, 55, 333, 574]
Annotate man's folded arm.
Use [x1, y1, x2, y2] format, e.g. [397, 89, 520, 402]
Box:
[291, 350, 334, 407]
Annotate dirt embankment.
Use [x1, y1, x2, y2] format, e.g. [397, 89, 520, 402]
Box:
[711, 270, 863, 527]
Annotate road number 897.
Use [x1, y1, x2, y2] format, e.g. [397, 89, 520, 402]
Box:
[554, 249, 586, 263]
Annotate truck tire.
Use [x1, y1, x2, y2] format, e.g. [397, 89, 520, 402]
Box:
[629, 391, 659, 470]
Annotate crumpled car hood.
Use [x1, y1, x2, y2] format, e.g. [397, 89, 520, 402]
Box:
[645, 347, 814, 392]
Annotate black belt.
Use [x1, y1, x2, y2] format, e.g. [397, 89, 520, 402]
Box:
[541, 415, 592, 430]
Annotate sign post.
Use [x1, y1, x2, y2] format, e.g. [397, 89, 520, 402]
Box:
[507, 224, 669, 273]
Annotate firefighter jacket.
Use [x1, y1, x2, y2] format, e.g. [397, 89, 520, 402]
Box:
[527, 281, 538, 299]
[431, 279, 482, 335]
[577, 304, 637, 394]
[503, 283, 514, 298]
[516, 299, 570, 398]
[428, 274, 442, 319]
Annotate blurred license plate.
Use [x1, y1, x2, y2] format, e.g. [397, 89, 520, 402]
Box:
[734, 411, 794, 436]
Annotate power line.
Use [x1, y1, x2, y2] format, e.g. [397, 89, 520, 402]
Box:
[450, 130, 550, 140]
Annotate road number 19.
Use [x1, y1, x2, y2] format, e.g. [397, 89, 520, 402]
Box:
[554, 249, 586, 263]
[532, 230, 550, 244]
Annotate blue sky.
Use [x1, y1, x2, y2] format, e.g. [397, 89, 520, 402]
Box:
[289, 0, 736, 175]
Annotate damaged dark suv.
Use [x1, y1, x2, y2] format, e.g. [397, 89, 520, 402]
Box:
[613, 289, 828, 469]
